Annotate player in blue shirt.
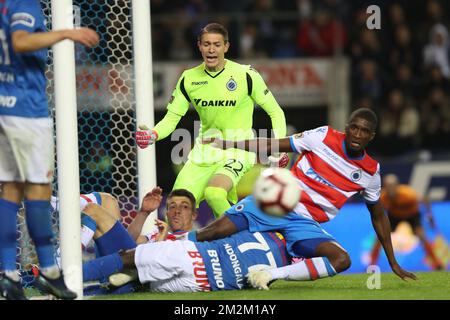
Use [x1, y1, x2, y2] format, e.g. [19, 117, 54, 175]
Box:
[0, 0, 99, 300]
[82, 229, 290, 293]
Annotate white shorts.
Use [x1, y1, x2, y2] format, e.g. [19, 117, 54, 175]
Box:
[135, 240, 211, 293]
[0, 116, 54, 183]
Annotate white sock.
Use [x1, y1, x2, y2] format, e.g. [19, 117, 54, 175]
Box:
[5, 270, 20, 282]
[269, 257, 337, 281]
[41, 265, 61, 279]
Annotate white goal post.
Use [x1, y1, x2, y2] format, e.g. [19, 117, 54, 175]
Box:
[51, 0, 157, 299]
[52, 0, 83, 299]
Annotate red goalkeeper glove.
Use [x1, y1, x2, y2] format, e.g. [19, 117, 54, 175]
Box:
[135, 125, 158, 149]
[268, 152, 290, 168]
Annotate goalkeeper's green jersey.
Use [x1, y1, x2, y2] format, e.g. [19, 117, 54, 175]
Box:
[153, 59, 286, 164]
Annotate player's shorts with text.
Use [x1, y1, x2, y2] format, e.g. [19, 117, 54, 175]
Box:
[135, 240, 211, 293]
[0, 116, 54, 183]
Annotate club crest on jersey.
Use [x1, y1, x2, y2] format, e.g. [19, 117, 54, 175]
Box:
[235, 204, 244, 212]
[226, 78, 237, 91]
[350, 169, 362, 182]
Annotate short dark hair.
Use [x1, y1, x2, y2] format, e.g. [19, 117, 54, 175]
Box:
[348, 108, 378, 131]
[167, 189, 196, 211]
[198, 23, 229, 42]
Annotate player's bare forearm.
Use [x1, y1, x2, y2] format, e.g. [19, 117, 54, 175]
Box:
[12, 28, 98, 53]
[12, 30, 66, 52]
[367, 202, 417, 280]
[203, 137, 292, 154]
[367, 202, 397, 266]
[126, 211, 149, 241]
[127, 187, 163, 240]
[195, 215, 238, 242]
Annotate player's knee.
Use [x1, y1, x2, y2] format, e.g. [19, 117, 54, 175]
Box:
[332, 251, 351, 272]
[204, 186, 227, 203]
[99, 192, 121, 220]
[82, 203, 103, 221]
[204, 187, 228, 204]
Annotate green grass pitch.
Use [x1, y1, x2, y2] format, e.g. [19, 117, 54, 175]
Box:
[78, 271, 449, 300]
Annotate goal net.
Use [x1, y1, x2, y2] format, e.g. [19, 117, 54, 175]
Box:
[18, 0, 139, 288]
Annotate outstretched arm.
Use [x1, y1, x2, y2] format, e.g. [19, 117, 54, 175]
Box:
[367, 201, 417, 280]
[12, 28, 99, 53]
[202, 136, 294, 154]
[191, 215, 239, 242]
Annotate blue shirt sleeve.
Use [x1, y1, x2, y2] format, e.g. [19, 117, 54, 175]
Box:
[10, 0, 45, 33]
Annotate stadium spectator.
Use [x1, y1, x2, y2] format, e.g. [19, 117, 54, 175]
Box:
[422, 65, 450, 94]
[370, 174, 444, 270]
[388, 24, 418, 73]
[420, 87, 450, 151]
[244, 0, 277, 57]
[351, 29, 385, 67]
[352, 59, 386, 104]
[423, 23, 450, 78]
[135, 22, 287, 218]
[0, 0, 98, 300]
[378, 89, 420, 156]
[387, 2, 407, 30]
[394, 64, 420, 100]
[416, 0, 447, 46]
[239, 23, 259, 58]
[297, 7, 348, 56]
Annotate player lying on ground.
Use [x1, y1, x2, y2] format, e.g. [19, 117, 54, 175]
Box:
[0, 0, 99, 300]
[74, 188, 199, 295]
[370, 174, 444, 270]
[135, 22, 288, 218]
[187, 108, 416, 289]
[83, 228, 289, 292]
[68, 188, 196, 252]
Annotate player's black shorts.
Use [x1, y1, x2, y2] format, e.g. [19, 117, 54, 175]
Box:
[388, 212, 421, 231]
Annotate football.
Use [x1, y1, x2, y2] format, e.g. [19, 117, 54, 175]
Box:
[253, 168, 301, 216]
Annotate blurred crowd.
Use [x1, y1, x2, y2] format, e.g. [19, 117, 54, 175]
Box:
[149, 0, 450, 158]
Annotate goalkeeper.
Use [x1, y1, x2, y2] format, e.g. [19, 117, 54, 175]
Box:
[136, 23, 287, 218]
